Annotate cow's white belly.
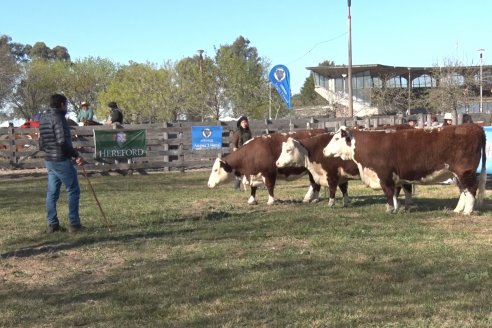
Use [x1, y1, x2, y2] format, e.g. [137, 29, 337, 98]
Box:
[393, 169, 455, 185]
[339, 167, 359, 180]
[242, 174, 265, 187]
[308, 162, 328, 186]
[358, 164, 381, 189]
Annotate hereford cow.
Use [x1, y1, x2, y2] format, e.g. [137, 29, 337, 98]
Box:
[207, 129, 329, 205]
[322, 125, 487, 214]
[276, 133, 414, 207]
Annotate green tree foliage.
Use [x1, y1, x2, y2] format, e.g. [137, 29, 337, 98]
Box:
[28, 42, 70, 61]
[297, 74, 326, 106]
[0, 38, 20, 109]
[62, 57, 118, 118]
[175, 53, 223, 121]
[98, 62, 176, 123]
[11, 59, 70, 119]
[215, 36, 271, 119]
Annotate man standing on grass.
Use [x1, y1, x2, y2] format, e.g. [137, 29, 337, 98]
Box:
[39, 94, 85, 233]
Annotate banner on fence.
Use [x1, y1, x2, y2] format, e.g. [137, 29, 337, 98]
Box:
[269, 64, 291, 110]
[192, 126, 223, 150]
[94, 129, 146, 158]
[479, 126, 492, 174]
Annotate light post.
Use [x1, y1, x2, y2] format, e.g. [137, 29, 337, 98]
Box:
[478, 48, 484, 113]
[197, 49, 204, 121]
[347, 0, 353, 118]
[341, 74, 347, 95]
[407, 68, 411, 114]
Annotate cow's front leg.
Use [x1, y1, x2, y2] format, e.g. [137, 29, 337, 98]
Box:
[248, 186, 258, 205]
[381, 181, 398, 213]
[338, 181, 350, 206]
[303, 182, 321, 203]
[265, 176, 276, 205]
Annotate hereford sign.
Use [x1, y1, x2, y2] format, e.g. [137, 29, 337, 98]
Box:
[94, 129, 146, 158]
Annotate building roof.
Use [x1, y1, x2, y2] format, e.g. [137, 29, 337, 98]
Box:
[307, 64, 492, 81]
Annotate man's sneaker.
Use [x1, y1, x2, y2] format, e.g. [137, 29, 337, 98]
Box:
[46, 223, 61, 233]
[68, 224, 85, 233]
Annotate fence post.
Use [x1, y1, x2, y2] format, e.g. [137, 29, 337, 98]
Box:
[8, 126, 16, 168]
[178, 130, 184, 173]
[163, 122, 170, 172]
[457, 112, 463, 125]
[417, 113, 424, 128]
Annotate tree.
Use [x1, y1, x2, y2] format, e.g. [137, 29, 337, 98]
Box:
[0, 38, 20, 108]
[63, 57, 118, 118]
[28, 42, 70, 61]
[175, 53, 224, 121]
[10, 59, 70, 119]
[215, 36, 271, 119]
[297, 74, 327, 106]
[427, 59, 478, 113]
[368, 74, 409, 115]
[98, 62, 176, 123]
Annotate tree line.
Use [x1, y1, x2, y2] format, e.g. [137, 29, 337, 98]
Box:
[1, 34, 325, 124]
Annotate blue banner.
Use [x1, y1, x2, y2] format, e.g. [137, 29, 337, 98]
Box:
[192, 126, 223, 150]
[479, 126, 492, 174]
[269, 64, 291, 110]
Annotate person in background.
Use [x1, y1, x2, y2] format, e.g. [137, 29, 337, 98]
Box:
[406, 115, 417, 127]
[230, 115, 253, 190]
[39, 94, 85, 233]
[442, 112, 453, 126]
[230, 115, 252, 151]
[105, 101, 123, 125]
[77, 101, 94, 124]
[462, 113, 473, 123]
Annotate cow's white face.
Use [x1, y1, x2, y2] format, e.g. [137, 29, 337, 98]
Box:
[323, 126, 355, 161]
[207, 158, 234, 188]
[276, 137, 306, 168]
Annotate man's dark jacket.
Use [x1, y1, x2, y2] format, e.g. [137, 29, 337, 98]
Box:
[39, 108, 79, 161]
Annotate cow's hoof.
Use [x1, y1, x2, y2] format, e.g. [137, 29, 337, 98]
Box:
[247, 197, 258, 205]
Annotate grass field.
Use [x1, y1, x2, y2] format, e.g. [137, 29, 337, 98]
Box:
[1, 171, 491, 327]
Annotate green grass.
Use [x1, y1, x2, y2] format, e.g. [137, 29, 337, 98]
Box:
[0, 172, 491, 327]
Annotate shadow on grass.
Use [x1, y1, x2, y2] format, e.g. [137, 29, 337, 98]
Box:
[0, 227, 194, 259]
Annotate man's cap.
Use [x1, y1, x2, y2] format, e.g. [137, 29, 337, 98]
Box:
[108, 101, 118, 109]
[237, 115, 248, 128]
[443, 112, 453, 120]
[81, 101, 89, 107]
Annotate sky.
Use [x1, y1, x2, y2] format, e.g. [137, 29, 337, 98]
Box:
[1, 0, 491, 95]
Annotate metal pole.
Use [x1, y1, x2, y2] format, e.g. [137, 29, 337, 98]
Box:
[197, 49, 205, 121]
[408, 68, 411, 114]
[347, 0, 353, 118]
[478, 49, 484, 113]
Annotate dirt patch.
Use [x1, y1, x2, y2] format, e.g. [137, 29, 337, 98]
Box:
[0, 245, 125, 288]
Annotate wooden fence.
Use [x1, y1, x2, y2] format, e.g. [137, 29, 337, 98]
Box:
[1, 113, 490, 174]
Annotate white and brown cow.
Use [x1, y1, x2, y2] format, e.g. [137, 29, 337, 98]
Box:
[322, 125, 487, 214]
[276, 133, 359, 207]
[276, 133, 414, 207]
[207, 129, 328, 205]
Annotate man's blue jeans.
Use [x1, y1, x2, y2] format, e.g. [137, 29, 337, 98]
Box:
[45, 159, 81, 226]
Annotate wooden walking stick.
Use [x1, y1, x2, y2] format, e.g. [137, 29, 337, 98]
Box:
[81, 165, 112, 231]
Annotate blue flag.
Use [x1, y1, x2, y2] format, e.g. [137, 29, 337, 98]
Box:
[269, 64, 291, 110]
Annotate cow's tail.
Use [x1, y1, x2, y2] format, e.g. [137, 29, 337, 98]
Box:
[476, 131, 487, 207]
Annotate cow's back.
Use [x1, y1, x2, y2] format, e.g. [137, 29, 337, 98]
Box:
[353, 124, 485, 181]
